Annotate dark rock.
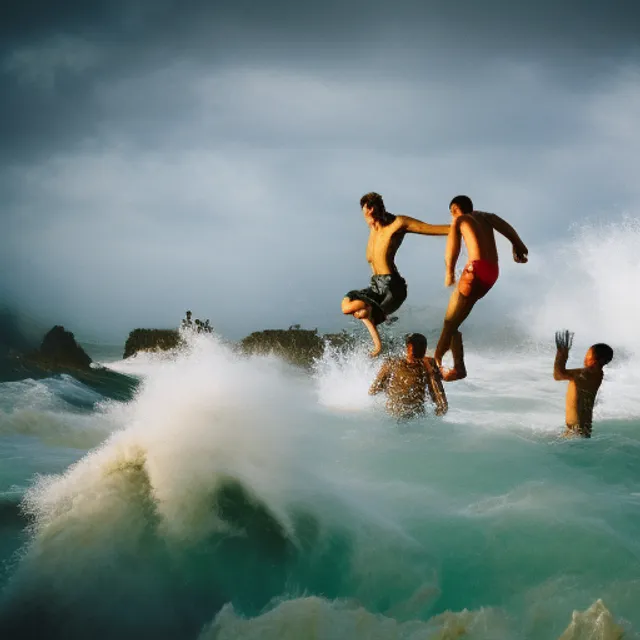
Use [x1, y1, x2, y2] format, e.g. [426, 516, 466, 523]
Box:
[238, 326, 356, 369]
[36, 325, 92, 370]
[239, 327, 324, 368]
[123, 329, 181, 359]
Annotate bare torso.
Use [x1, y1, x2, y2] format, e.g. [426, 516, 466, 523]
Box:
[565, 368, 603, 437]
[384, 358, 428, 419]
[366, 217, 406, 274]
[459, 212, 499, 263]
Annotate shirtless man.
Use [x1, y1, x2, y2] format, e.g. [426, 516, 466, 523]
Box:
[434, 195, 529, 380]
[554, 330, 614, 438]
[342, 193, 450, 356]
[369, 333, 448, 420]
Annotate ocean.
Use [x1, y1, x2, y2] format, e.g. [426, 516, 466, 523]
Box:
[0, 219, 638, 639]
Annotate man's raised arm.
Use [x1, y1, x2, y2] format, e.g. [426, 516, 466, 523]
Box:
[398, 215, 450, 236]
[482, 212, 528, 263]
[553, 330, 580, 381]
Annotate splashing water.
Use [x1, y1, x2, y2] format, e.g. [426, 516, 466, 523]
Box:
[1, 218, 640, 639]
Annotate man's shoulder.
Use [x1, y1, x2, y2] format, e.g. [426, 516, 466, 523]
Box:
[378, 356, 400, 369]
[473, 211, 499, 226]
[388, 215, 408, 231]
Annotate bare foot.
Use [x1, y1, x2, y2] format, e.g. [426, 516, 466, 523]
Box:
[369, 346, 382, 357]
[440, 366, 467, 382]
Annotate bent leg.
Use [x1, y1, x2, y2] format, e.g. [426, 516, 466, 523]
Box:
[442, 331, 467, 381]
[342, 296, 369, 316]
[341, 297, 381, 356]
[434, 289, 477, 365]
[362, 318, 382, 357]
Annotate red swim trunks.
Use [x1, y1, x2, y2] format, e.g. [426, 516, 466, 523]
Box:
[458, 260, 499, 299]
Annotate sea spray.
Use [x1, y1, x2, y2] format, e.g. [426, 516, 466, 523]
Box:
[0, 335, 437, 639]
[1, 219, 640, 638]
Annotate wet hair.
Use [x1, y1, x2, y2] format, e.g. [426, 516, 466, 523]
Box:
[406, 333, 427, 359]
[360, 192, 396, 226]
[591, 343, 613, 366]
[449, 195, 474, 214]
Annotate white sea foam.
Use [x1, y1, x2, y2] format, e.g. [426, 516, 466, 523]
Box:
[1, 218, 639, 638]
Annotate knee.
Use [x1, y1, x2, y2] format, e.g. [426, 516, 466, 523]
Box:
[341, 297, 352, 314]
[354, 308, 371, 320]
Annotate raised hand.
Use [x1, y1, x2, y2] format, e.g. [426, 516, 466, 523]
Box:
[555, 330, 574, 352]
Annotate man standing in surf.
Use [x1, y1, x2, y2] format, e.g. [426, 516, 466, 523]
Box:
[342, 192, 450, 356]
[553, 330, 614, 438]
[434, 195, 528, 380]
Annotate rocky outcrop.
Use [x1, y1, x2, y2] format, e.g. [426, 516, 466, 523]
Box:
[32, 325, 92, 370]
[123, 329, 181, 359]
[1, 325, 138, 402]
[121, 322, 356, 369]
[238, 326, 355, 369]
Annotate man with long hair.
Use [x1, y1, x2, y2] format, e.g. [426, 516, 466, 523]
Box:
[342, 192, 450, 356]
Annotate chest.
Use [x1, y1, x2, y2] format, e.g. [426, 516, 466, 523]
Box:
[366, 227, 401, 260]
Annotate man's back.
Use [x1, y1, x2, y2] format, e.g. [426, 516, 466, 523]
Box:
[458, 212, 500, 263]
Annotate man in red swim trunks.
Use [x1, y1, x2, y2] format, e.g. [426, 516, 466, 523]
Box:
[434, 195, 529, 381]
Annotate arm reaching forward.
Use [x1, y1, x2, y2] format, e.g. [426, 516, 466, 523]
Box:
[482, 212, 529, 263]
[397, 215, 450, 236]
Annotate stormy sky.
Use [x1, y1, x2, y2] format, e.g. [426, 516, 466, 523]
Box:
[1, 0, 639, 342]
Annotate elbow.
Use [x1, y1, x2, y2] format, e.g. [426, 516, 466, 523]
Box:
[553, 371, 563, 381]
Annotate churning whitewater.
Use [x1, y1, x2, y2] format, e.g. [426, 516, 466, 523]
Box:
[0, 218, 639, 639]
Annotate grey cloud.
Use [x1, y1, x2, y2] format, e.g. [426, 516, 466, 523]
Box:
[1, 1, 639, 340]
[2, 0, 639, 163]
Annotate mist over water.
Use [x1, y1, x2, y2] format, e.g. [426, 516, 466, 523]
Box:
[0, 218, 639, 638]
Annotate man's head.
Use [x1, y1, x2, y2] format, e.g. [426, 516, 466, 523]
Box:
[449, 195, 474, 217]
[584, 343, 614, 368]
[406, 333, 427, 359]
[360, 192, 395, 226]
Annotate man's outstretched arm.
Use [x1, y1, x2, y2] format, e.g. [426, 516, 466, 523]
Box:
[398, 215, 450, 236]
[481, 212, 528, 263]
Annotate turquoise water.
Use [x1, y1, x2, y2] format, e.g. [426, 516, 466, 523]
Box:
[1, 221, 639, 639]
[0, 335, 637, 639]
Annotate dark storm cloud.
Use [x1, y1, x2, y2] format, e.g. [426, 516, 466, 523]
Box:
[2, 0, 639, 162]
